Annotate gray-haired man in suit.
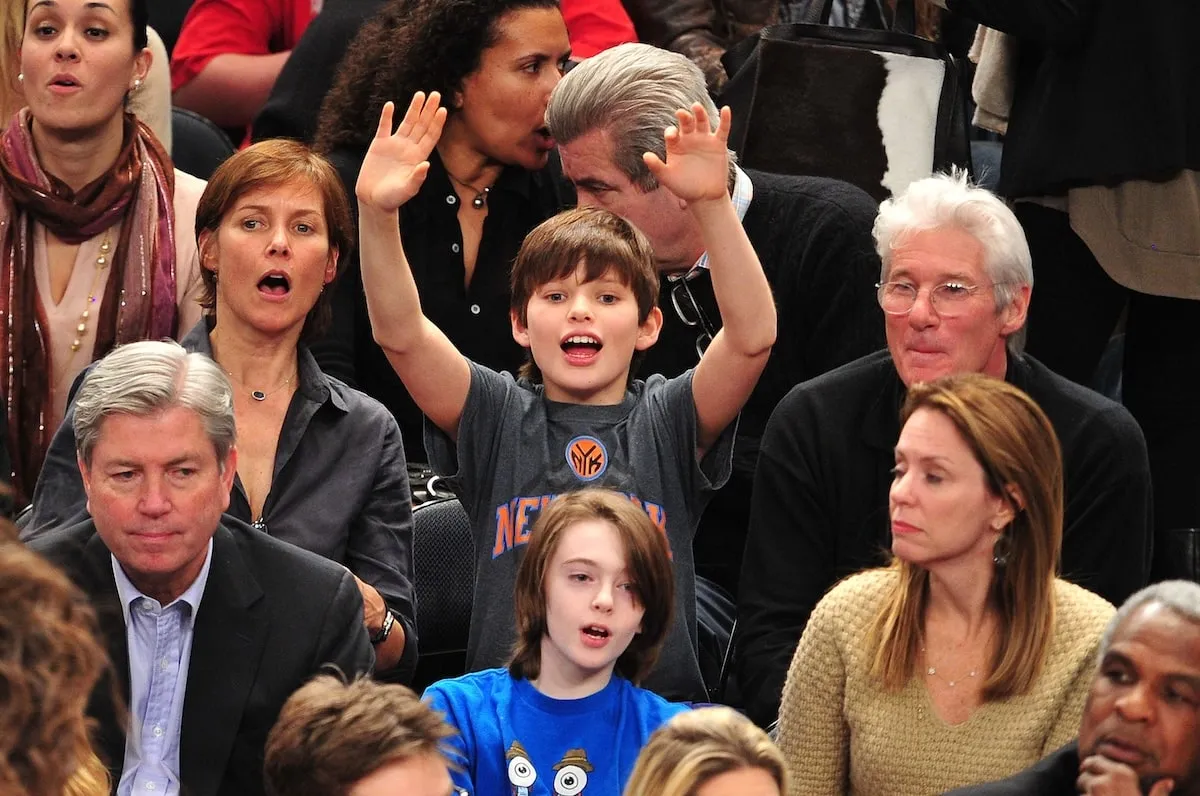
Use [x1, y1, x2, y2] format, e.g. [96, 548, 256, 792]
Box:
[28, 339, 373, 796]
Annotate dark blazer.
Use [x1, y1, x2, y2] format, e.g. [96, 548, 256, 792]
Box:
[944, 742, 1080, 794]
[28, 518, 375, 796]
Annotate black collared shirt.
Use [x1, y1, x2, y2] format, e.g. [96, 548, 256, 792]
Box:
[314, 148, 574, 465]
[25, 319, 418, 679]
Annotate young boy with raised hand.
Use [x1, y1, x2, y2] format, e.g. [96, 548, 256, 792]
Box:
[424, 489, 690, 796]
[356, 90, 776, 702]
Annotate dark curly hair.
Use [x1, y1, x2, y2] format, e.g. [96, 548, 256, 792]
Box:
[314, 0, 560, 155]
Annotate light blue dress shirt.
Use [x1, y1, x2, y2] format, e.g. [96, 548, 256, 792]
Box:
[112, 540, 213, 796]
[690, 165, 755, 273]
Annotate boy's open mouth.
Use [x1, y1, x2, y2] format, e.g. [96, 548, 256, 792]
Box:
[257, 272, 292, 296]
[561, 334, 602, 361]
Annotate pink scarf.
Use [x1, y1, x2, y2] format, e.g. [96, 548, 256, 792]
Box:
[0, 109, 179, 502]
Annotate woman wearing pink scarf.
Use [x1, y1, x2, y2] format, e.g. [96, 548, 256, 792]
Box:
[0, 0, 203, 504]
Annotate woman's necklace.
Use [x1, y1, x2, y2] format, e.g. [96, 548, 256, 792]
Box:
[921, 645, 980, 688]
[444, 168, 493, 209]
[69, 231, 112, 353]
[224, 367, 296, 402]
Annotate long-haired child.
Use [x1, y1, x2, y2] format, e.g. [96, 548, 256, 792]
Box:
[424, 488, 690, 795]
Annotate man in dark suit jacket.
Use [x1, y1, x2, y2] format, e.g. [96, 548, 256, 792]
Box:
[27, 340, 374, 796]
[946, 581, 1200, 796]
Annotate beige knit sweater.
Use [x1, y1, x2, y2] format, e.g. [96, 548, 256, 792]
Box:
[776, 569, 1114, 796]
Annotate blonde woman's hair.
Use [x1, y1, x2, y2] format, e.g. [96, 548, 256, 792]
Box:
[623, 708, 788, 796]
[867, 373, 1063, 700]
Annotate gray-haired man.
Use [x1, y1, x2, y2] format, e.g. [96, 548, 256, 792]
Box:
[947, 581, 1200, 796]
[28, 340, 373, 796]
[547, 42, 885, 593]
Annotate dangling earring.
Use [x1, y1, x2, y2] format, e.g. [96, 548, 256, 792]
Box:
[17, 73, 23, 83]
[992, 532, 1012, 568]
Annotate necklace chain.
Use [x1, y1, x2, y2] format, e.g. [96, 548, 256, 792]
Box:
[444, 168, 492, 210]
[921, 645, 981, 688]
[69, 231, 112, 354]
[225, 368, 296, 402]
[55, 230, 113, 391]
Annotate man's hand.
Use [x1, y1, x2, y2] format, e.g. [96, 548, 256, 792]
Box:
[356, 91, 447, 212]
[351, 574, 388, 633]
[642, 103, 732, 206]
[1078, 755, 1174, 796]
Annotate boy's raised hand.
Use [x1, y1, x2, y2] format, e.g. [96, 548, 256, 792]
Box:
[356, 92, 448, 212]
[642, 103, 733, 205]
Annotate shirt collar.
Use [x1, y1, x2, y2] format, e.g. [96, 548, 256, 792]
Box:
[112, 538, 214, 625]
[186, 317, 346, 414]
[685, 166, 754, 276]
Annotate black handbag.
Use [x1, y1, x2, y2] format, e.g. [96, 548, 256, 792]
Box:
[719, 0, 971, 203]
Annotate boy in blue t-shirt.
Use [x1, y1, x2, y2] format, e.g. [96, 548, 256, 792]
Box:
[424, 489, 689, 796]
[356, 90, 777, 700]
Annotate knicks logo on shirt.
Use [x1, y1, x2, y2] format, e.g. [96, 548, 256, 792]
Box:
[566, 436, 607, 481]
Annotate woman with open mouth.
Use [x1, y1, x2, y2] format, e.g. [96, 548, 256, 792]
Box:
[0, 0, 205, 505]
[313, 0, 575, 467]
[26, 140, 417, 678]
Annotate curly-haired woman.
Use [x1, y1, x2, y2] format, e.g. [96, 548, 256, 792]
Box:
[313, 0, 574, 464]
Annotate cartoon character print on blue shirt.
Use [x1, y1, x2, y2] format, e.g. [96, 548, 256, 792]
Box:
[551, 748, 593, 795]
[507, 740, 537, 795]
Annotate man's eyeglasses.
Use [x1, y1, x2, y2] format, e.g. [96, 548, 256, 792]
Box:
[875, 280, 1005, 318]
[668, 265, 717, 358]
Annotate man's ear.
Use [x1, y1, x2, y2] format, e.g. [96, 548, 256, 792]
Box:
[78, 456, 93, 516]
[1000, 283, 1031, 338]
[511, 309, 530, 349]
[634, 306, 663, 351]
[218, 446, 238, 512]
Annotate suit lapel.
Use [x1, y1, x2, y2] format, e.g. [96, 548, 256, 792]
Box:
[179, 526, 267, 796]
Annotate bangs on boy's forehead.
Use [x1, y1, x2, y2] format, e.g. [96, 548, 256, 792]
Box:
[548, 254, 637, 287]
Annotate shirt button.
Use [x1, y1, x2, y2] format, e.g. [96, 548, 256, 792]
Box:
[470, 304, 481, 315]
[145, 783, 156, 791]
[451, 243, 461, 254]
[446, 194, 457, 205]
[153, 726, 164, 737]
[160, 658, 170, 671]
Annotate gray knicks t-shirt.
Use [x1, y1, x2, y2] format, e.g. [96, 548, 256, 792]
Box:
[425, 361, 734, 702]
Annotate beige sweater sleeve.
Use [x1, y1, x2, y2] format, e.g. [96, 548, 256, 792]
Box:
[777, 590, 850, 796]
[1043, 588, 1111, 754]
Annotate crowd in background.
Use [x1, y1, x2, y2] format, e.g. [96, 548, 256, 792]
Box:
[2, 0, 1198, 794]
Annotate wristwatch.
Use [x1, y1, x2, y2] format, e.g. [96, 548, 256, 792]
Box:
[370, 610, 396, 645]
